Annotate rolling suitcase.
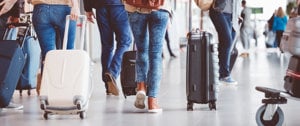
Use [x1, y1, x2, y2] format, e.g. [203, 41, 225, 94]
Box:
[186, 10, 219, 111]
[39, 15, 92, 119]
[4, 21, 41, 96]
[284, 56, 300, 97]
[17, 34, 40, 96]
[10, 21, 41, 96]
[0, 40, 26, 107]
[120, 46, 136, 98]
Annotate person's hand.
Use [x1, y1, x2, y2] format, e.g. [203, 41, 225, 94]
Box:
[7, 16, 19, 28]
[85, 11, 95, 23]
[0, 0, 17, 16]
[70, 0, 79, 20]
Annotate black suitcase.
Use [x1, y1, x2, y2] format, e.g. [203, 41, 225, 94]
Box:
[284, 55, 300, 97]
[186, 30, 219, 111]
[120, 49, 137, 98]
[0, 40, 25, 107]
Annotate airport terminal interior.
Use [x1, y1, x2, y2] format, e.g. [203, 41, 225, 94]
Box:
[1, 0, 300, 126]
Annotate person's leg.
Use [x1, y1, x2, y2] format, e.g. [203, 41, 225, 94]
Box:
[209, 10, 231, 78]
[128, 12, 149, 109]
[239, 27, 249, 57]
[50, 5, 76, 50]
[276, 30, 283, 48]
[109, 5, 132, 79]
[95, 7, 118, 95]
[32, 4, 56, 62]
[209, 10, 237, 85]
[147, 10, 169, 112]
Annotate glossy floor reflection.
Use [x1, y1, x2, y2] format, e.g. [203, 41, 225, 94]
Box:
[1, 47, 300, 126]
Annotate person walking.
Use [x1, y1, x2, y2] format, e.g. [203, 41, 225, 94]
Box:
[83, 0, 132, 96]
[209, 0, 241, 85]
[272, 7, 287, 49]
[239, 0, 252, 57]
[124, 0, 172, 113]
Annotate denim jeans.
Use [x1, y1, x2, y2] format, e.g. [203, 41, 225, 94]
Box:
[128, 10, 169, 98]
[95, 5, 132, 81]
[209, 9, 234, 78]
[32, 4, 76, 61]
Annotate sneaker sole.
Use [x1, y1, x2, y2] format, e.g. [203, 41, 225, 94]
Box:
[134, 92, 146, 109]
[148, 108, 163, 113]
[221, 81, 238, 85]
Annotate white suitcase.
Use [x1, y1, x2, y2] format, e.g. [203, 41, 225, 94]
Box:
[39, 15, 92, 119]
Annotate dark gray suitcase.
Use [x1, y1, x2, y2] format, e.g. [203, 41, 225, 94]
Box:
[186, 30, 219, 111]
[0, 40, 25, 107]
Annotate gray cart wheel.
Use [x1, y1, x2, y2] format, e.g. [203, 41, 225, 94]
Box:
[79, 111, 86, 119]
[255, 104, 284, 126]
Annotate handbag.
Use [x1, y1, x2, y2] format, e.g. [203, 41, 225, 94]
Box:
[125, 0, 164, 9]
[193, 0, 213, 11]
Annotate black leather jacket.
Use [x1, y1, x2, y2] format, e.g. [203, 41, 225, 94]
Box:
[83, 0, 123, 12]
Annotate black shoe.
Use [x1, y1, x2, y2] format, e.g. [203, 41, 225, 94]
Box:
[104, 72, 119, 96]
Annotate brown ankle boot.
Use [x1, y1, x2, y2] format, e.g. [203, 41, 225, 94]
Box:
[134, 82, 146, 109]
[148, 97, 162, 113]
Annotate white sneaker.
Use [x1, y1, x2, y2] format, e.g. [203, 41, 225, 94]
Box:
[134, 91, 146, 109]
[220, 76, 238, 85]
[3, 102, 24, 110]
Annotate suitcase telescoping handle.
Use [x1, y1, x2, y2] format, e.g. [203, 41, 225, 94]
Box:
[62, 15, 87, 50]
[3, 22, 31, 48]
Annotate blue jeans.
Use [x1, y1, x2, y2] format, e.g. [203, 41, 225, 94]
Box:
[95, 5, 132, 81]
[209, 10, 234, 78]
[32, 4, 76, 61]
[128, 10, 169, 98]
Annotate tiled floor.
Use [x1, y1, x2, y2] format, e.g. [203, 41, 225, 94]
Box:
[1, 46, 300, 126]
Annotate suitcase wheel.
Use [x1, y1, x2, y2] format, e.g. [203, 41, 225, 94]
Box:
[209, 101, 216, 110]
[79, 111, 86, 119]
[77, 103, 82, 110]
[43, 112, 48, 120]
[40, 100, 48, 110]
[27, 90, 31, 96]
[40, 103, 46, 110]
[255, 104, 284, 126]
[19, 90, 31, 96]
[187, 101, 194, 111]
